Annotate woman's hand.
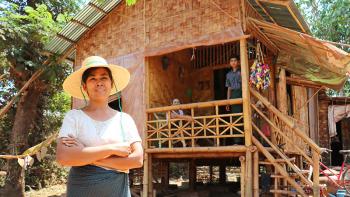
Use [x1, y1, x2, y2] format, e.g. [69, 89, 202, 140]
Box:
[61, 135, 84, 149]
[107, 143, 131, 157]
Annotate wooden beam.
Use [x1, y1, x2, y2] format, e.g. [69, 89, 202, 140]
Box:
[152, 152, 245, 159]
[253, 0, 277, 24]
[286, 76, 325, 89]
[240, 0, 246, 32]
[145, 146, 247, 153]
[88, 2, 107, 15]
[146, 98, 243, 113]
[71, 19, 91, 29]
[246, 18, 279, 54]
[57, 33, 76, 43]
[285, 2, 307, 33]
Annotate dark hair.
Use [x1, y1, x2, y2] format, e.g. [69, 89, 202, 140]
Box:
[230, 56, 239, 61]
[81, 67, 114, 85]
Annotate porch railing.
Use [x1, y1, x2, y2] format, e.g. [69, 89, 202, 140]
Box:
[145, 99, 244, 149]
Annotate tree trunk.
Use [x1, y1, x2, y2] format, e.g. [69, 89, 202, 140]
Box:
[1, 83, 45, 197]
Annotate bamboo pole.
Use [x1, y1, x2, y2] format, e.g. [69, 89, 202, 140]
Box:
[148, 154, 153, 197]
[142, 153, 149, 197]
[312, 150, 320, 197]
[240, 37, 252, 146]
[215, 105, 220, 146]
[145, 146, 247, 153]
[241, 36, 253, 197]
[253, 150, 259, 197]
[252, 136, 307, 196]
[240, 156, 246, 197]
[245, 148, 253, 197]
[152, 152, 245, 159]
[191, 108, 194, 147]
[286, 76, 325, 89]
[274, 167, 278, 197]
[146, 98, 243, 113]
[250, 87, 321, 154]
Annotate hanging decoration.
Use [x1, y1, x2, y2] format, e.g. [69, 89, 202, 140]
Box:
[249, 41, 270, 90]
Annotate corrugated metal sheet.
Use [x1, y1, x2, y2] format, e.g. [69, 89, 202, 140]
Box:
[44, 0, 122, 59]
[246, 0, 309, 34]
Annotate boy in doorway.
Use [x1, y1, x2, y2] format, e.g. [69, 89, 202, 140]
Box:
[225, 57, 243, 145]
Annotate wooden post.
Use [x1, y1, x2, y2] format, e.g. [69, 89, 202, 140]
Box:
[142, 153, 149, 197]
[253, 150, 259, 197]
[219, 163, 226, 184]
[274, 167, 278, 197]
[148, 154, 153, 197]
[240, 37, 252, 146]
[189, 159, 196, 189]
[269, 64, 276, 106]
[240, 36, 253, 197]
[277, 68, 288, 115]
[240, 156, 246, 197]
[312, 150, 320, 197]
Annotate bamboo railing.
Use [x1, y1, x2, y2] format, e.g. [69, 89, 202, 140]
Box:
[250, 87, 321, 196]
[145, 99, 244, 149]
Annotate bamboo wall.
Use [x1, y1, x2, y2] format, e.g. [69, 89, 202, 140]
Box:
[73, 0, 243, 133]
[148, 49, 192, 108]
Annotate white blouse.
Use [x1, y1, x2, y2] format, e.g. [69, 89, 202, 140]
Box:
[58, 109, 141, 147]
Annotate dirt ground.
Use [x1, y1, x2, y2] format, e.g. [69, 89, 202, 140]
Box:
[25, 184, 66, 197]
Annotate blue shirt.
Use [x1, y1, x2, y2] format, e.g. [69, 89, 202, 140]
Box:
[225, 69, 242, 90]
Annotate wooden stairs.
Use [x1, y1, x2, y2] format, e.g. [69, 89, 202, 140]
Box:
[250, 88, 321, 197]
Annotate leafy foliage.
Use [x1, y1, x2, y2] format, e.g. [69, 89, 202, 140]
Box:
[0, 0, 78, 191]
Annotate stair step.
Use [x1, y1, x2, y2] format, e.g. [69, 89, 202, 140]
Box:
[271, 175, 285, 178]
[270, 189, 297, 195]
[259, 158, 296, 165]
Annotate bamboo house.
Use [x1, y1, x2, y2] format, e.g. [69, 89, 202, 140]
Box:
[45, 0, 350, 196]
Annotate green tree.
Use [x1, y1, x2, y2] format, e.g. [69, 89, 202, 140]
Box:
[0, 1, 81, 196]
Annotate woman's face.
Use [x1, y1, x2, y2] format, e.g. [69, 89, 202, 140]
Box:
[82, 68, 112, 101]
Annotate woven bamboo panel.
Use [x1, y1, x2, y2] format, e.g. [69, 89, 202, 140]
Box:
[144, 0, 242, 56]
[148, 49, 192, 108]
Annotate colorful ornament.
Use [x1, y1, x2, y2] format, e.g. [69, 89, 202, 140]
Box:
[249, 60, 270, 90]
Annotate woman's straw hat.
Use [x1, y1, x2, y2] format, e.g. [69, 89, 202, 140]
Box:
[63, 56, 130, 99]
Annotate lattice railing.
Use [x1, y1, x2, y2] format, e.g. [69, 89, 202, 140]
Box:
[145, 99, 244, 149]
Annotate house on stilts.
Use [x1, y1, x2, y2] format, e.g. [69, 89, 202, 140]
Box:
[45, 0, 350, 196]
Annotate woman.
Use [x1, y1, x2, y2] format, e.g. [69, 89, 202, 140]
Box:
[56, 56, 143, 197]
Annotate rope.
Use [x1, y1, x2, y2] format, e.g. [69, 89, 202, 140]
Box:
[291, 86, 324, 128]
[0, 132, 58, 160]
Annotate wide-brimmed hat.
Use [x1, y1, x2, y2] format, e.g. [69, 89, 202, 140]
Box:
[63, 56, 130, 99]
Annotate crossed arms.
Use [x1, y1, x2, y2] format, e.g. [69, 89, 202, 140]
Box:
[56, 135, 143, 171]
